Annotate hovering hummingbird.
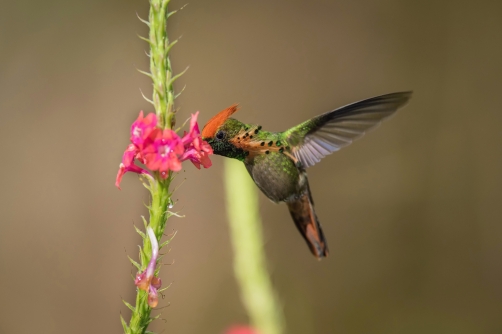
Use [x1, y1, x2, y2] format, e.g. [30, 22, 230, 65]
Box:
[202, 92, 412, 259]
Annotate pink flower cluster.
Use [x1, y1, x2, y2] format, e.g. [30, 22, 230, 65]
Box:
[116, 111, 213, 188]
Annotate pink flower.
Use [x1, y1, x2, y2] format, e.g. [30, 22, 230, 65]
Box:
[181, 111, 202, 145]
[130, 111, 157, 147]
[135, 227, 162, 308]
[225, 325, 259, 334]
[181, 144, 213, 169]
[180, 112, 213, 169]
[143, 128, 185, 177]
[116, 110, 213, 188]
[115, 144, 150, 189]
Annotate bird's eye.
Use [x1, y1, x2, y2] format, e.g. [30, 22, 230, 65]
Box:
[216, 130, 225, 140]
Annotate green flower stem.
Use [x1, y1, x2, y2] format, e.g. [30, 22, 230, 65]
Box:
[224, 159, 285, 334]
[125, 175, 173, 334]
[148, 0, 176, 129]
[148, 173, 172, 235]
[122, 0, 182, 332]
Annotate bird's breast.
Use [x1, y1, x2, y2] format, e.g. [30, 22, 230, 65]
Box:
[245, 152, 304, 203]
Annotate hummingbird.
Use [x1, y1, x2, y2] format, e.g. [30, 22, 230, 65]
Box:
[202, 92, 412, 259]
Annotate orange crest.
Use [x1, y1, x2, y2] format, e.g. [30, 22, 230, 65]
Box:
[202, 104, 240, 138]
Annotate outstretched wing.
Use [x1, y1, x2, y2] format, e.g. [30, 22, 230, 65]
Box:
[284, 92, 412, 168]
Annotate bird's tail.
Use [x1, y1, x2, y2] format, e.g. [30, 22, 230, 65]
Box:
[286, 180, 329, 259]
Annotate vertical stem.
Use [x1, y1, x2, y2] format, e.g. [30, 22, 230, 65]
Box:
[149, 0, 175, 129]
[224, 159, 285, 334]
[123, 1, 176, 333]
[149, 173, 172, 235]
[127, 177, 171, 334]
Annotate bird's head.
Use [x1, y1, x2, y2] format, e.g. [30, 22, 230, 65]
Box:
[202, 104, 247, 161]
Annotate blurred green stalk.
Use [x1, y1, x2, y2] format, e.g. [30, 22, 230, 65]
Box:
[224, 159, 285, 334]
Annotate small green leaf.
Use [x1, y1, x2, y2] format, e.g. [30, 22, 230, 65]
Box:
[158, 282, 172, 292]
[140, 175, 154, 191]
[136, 12, 150, 26]
[167, 210, 184, 218]
[128, 256, 141, 270]
[159, 230, 177, 250]
[168, 66, 189, 86]
[175, 85, 186, 99]
[120, 314, 129, 334]
[134, 224, 146, 238]
[166, 39, 178, 54]
[169, 230, 178, 241]
[122, 299, 136, 312]
[138, 246, 147, 267]
[137, 34, 152, 45]
[141, 216, 148, 230]
[139, 88, 154, 105]
[159, 239, 171, 249]
[167, 3, 188, 18]
[174, 114, 190, 133]
[137, 68, 153, 79]
[148, 314, 161, 324]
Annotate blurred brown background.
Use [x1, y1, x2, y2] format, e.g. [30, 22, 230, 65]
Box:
[1, 0, 501, 333]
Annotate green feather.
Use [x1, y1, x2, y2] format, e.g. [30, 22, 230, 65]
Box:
[283, 92, 412, 168]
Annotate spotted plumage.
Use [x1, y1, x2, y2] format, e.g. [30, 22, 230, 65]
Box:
[202, 92, 412, 259]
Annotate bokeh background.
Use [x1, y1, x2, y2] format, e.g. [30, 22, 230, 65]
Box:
[1, 0, 501, 333]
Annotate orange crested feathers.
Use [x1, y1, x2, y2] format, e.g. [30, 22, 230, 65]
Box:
[201, 104, 239, 139]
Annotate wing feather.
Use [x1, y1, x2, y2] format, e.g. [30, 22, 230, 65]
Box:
[285, 92, 412, 168]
